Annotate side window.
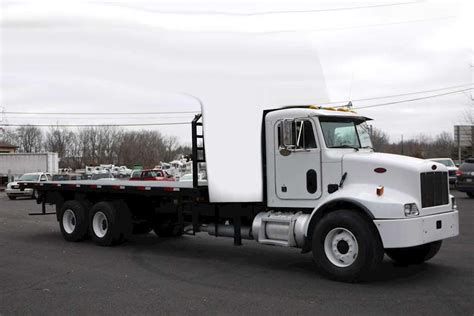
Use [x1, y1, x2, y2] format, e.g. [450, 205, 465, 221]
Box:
[296, 120, 317, 149]
[278, 119, 317, 150]
[40, 175, 47, 181]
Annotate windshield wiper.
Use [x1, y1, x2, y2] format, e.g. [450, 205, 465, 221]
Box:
[360, 145, 374, 150]
[330, 145, 359, 151]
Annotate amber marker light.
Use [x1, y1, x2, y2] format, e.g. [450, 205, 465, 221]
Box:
[376, 185, 384, 196]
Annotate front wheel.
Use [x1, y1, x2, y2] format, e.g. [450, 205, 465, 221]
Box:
[467, 192, 474, 198]
[312, 210, 384, 282]
[385, 241, 442, 265]
[8, 195, 16, 200]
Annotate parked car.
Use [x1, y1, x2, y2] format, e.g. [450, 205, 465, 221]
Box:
[91, 173, 116, 181]
[428, 158, 458, 184]
[6, 172, 52, 200]
[52, 174, 83, 181]
[129, 169, 174, 181]
[456, 158, 474, 198]
[179, 173, 206, 182]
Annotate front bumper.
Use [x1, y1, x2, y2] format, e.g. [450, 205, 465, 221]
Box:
[5, 188, 33, 197]
[374, 210, 459, 248]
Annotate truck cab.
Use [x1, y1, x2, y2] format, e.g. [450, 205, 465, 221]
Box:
[257, 106, 458, 279]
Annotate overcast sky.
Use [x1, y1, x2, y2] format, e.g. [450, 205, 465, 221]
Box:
[1, 0, 473, 145]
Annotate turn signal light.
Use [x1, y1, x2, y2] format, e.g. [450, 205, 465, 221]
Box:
[376, 186, 384, 196]
[456, 170, 463, 177]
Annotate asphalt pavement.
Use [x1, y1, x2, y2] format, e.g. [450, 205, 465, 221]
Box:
[0, 191, 473, 315]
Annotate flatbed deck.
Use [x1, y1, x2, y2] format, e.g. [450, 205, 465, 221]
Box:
[38, 179, 208, 188]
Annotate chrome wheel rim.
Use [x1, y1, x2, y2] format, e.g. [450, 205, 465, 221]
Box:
[62, 209, 76, 234]
[324, 227, 359, 267]
[92, 211, 108, 238]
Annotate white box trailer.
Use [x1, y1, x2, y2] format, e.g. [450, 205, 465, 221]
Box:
[20, 107, 460, 282]
[0, 153, 59, 179]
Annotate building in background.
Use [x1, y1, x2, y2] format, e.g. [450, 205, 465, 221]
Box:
[0, 141, 18, 153]
[0, 152, 59, 186]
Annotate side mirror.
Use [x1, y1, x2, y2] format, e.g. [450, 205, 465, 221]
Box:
[282, 119, 294, 147]
[279, 119, 295, 156]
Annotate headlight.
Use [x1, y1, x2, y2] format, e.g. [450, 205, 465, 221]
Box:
[404, 203, 419, 217]
[451, 197, 457, 210]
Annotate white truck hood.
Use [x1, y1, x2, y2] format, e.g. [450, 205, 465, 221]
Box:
[341, 152, 451, 216]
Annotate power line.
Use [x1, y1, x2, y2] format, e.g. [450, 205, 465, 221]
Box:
[0, 122, 190, 127]
[255, 15, 454, 35]
[354, 88, 474, 110]
[120, 1, 423, 16]
[3, 115, 195, 120]
[3, 110, 199, 116]
[324, 83, 474, 105]
[5, 84, 471, 117]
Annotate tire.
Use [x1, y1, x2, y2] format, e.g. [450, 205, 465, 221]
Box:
[153, 218, 183, 237]
[89, 201, 131, 246]
[8, 195, 16, 200]
[132, 221, 153, 235]
[58, 200, 89, 242]
[385, 241, 442, 265]
[467, 192, 474, 198]
[31, 190, 37, 200]
[312, 210, 384, 282]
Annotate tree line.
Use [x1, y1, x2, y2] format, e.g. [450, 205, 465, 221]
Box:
[370, 128, 460, 159]
[0, 124, 467, 168]
[1, 126, 191, 169]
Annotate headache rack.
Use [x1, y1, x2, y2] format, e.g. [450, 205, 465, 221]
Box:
[191, 114, 206, 188]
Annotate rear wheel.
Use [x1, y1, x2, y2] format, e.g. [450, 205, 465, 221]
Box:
[467, 192, 474, 198]
[8, 195, 16, 200]
[312, 210, 383, 282]
[58, 200, 88, 242]
[89, 201, 131, 246]
[385, 241, 442, 265]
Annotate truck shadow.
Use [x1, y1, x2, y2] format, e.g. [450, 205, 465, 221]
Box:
[124, 233, 451, 285]
[22, 230, 454, 286]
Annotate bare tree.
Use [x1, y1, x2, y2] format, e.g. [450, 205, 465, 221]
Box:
[370, 127, 390, 152]
[118, 130, 166, 168]
[0, 128, 19, 147]
[44, 126, 76, 166]
[17, 125, 43, 152]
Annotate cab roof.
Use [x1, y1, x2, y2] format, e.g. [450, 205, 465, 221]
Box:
[265, 105, 372, 121]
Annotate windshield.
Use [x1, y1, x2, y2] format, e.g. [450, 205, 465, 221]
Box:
[319, 117, 372, 149]
[432, 159, 455, 167]
[19, 174, 40, 181]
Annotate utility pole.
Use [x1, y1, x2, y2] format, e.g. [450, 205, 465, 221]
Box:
[401, 134, 404, 155]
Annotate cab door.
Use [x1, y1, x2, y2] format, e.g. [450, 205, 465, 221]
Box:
[274, 118, 322, 200]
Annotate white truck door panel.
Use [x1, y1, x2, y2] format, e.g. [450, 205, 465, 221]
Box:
[274, 119, 322, 200]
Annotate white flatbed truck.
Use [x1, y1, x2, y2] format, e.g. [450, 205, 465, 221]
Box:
[20, 106, 459, 282]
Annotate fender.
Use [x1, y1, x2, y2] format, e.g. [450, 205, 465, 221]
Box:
[301, 196, 377, 253]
